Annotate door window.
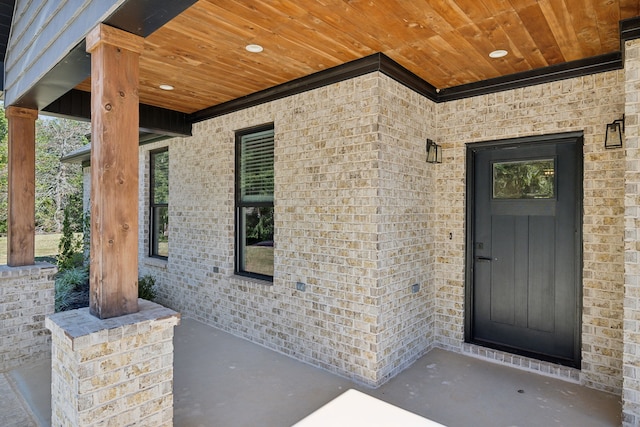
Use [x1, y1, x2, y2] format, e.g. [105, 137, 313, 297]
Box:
[492, 159, 555, 199]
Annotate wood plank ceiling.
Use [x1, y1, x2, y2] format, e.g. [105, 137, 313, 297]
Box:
[77, 0, 640, 114]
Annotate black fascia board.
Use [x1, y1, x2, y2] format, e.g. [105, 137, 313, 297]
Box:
[378, 54, 439, 102]
[189, 53, 388, 123]
[189, 53, 438, 123]
[621, 16, 640, 46]
[437, 52, 622, 102]
[104, 0, 197, 37]
[43, 89, 192, 137]
[190, 49, 622, 124]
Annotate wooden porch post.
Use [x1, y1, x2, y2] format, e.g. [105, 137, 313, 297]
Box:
[5, 106, 38, 267]
[86, 24, 144, 319]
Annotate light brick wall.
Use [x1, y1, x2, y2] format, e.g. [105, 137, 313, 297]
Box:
[139, 74, 438, 386]
[623, 38, 640, 426]
[273, 77, 382, 381]
[435, 71, 626, 393]
[137, 69, 627, 392]
[376, 77, 436, 382]
[0, 263, 56, 372]
[46, 300, 180, 427]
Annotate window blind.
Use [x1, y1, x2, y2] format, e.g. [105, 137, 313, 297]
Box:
[240, 128, 274, 203]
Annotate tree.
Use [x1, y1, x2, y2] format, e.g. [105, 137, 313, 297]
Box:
[0, 109, 89, 234]
[57, 204, 83, 271]
[35, 118, 89, 232]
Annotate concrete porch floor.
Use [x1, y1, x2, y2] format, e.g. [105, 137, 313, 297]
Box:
[4, 317, 621, 426]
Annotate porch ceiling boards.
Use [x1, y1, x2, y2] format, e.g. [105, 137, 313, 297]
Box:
[70, 0, 640, 116]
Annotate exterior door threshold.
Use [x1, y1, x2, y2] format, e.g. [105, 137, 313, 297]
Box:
[461, 343, 582, 386]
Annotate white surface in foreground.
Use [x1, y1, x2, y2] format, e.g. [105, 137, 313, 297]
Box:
[292, 389, 446, 427]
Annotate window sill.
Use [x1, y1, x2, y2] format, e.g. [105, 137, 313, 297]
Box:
[232, 274, 273, 287]
[142, 257, 168, 269]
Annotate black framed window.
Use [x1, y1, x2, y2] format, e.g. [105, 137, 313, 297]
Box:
[150, 148, 169, 258]
[235, 125, 274, 280]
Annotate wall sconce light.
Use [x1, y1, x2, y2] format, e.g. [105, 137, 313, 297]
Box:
[605, 115, 624, 149]
[426, 139, 442, 163]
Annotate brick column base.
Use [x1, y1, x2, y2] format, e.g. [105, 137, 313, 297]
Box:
[46, 299, 180, 426]
[0, 263, 56, 372]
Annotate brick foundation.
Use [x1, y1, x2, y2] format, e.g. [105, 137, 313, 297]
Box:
[0, 263, 56, 372]
[46, 299, 180, 427]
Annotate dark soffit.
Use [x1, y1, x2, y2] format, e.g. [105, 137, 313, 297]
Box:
[34, 0, 197, 139]
[0, 0, 16, 92]
[11, 0, 196, 112]
[104, 0, 198, 38]
[44, 89, 192, 137]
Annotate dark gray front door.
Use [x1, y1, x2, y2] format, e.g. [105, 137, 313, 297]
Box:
[468, 134, 581, 367]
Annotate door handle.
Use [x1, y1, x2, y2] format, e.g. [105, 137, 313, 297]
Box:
[475, 256, 495, 262]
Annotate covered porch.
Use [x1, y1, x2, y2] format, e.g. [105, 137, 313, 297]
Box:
[2, 1, 640, 426]
[4, 317, 621, 426]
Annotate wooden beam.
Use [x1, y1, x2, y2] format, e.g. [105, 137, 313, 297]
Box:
[86, 24, 144, 319]
[5, 106, 38, 267]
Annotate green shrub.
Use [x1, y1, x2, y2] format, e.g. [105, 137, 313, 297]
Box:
[55, 267, 89, 312]
[57, 205, 83, 271]
[82, 212, 91, 266]
[138, 275, 157, 301]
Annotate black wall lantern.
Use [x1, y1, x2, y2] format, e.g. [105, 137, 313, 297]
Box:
[605, 115, 624, 149]
[426, 139, 442, 163]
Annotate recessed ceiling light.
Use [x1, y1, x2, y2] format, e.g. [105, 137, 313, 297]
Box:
[159, 84, 174, 91]
[245, 44, 264, 53]
[489, 49, 508, 59]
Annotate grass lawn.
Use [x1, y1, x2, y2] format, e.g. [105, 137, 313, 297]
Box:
[0, 233, 64, 265]
[245, 246, 274, 277]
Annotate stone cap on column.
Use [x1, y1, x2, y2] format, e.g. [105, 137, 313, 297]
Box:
[45, 299, 180, 351]
[0, 262, 56, 277]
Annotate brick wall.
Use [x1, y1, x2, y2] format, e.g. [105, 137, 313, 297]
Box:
[375, 76, 436, 382]
[137, 69, 627, 392]
[46, 300, 180, 427]
[139, 74, 438, 386]
[273, 76, 382, 381]
[623, 38, 640, 426]
[436, 71, 626, 393]
[0, 263, 56, 371]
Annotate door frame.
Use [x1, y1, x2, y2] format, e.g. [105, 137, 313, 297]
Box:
[464, 131, 584, 367]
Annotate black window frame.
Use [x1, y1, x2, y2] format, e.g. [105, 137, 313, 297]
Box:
[235, 123, 275, 282]
[150, 148, 169, 259]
